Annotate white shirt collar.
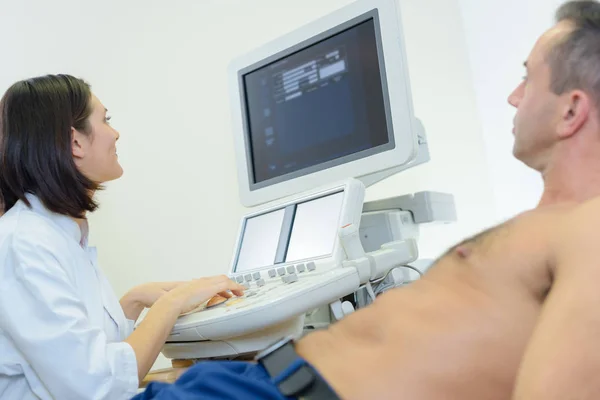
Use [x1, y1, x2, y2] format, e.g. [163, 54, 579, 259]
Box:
[22, 193, 88, 247]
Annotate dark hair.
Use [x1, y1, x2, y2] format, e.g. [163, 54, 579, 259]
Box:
[0, 74, 100, 218]
[548, 1, 600, 104]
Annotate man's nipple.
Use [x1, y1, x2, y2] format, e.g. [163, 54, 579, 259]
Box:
[455, 245, 472, 259]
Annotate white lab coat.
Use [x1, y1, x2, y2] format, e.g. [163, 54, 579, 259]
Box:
[0, 194, 139, 399]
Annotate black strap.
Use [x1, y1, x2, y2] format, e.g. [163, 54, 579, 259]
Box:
[259, 341, 340, 399]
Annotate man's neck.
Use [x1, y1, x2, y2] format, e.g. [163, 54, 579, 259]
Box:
[538, 143, 600, 206]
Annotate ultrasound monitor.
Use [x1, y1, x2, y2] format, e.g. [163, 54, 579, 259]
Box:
[232, 190, 346, 273]
[243, 19, 390, 186]
[285, 191, 345, 263]
[228, 0, 423, 207]
[234, 208, 286, 273]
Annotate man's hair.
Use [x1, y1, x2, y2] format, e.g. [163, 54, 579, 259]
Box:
[0, 74, 100, 218]
[548, 1, 600, 104]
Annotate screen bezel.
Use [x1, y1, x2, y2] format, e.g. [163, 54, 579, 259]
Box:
[228, 0, 418, 207]
[238, 10, 394, 190]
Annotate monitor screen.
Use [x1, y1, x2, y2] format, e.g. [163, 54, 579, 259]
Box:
[285, 191, 345, 263]
[241, 12, 392, 187]
[234, 208, 285, 273]
[233, 191, 345, 272]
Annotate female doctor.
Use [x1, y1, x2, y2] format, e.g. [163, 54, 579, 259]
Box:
[0, 74, 245, 400]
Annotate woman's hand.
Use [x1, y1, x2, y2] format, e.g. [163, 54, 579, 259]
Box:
[162, 275, 245, 315]
[120, 281, 187, 321]
[124, 275, 245, 382]
[121, 277, 243, 321]
[130, 281, 188, 308]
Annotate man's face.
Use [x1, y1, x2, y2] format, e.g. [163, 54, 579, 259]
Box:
[507, 22, 573, 171]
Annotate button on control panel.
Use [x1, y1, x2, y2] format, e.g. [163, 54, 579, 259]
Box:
[282, 273, 298, 284]
[232, 260, 320, 295]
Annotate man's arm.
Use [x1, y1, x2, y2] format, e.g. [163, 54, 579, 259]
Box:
[513, 202, 600, 399]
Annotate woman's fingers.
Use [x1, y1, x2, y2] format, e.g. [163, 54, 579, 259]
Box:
[210, 276, 245, 295]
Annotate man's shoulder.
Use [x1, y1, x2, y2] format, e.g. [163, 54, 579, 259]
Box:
[574, 195, 600, 215]
[501, 203, 573, 239]
[547, 198, 600, 272]
[557, 197, 600, 234]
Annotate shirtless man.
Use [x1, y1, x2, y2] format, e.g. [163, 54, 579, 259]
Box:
[298, 201, 589, 399]
[296, 2, 600, 398]
[137, 1, 600, 399]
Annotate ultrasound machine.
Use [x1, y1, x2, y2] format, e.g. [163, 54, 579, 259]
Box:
[161, 0, 457, 362]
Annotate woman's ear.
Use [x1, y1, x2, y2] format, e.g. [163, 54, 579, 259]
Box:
[72, 127, 86, 159]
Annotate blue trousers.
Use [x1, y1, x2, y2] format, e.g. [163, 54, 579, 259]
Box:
[133, 361, 291, 400]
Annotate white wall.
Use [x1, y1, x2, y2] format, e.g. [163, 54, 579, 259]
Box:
[458, 0, 564, 223]
[0, 0, 496, 369]
[365, 0, 497, 260]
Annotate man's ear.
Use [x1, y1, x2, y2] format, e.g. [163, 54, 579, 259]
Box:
[72, 127, 86, 159]
[557, 90, 590, 139]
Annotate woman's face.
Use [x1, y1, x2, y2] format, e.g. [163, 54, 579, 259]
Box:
[72, 94, 123, 183]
